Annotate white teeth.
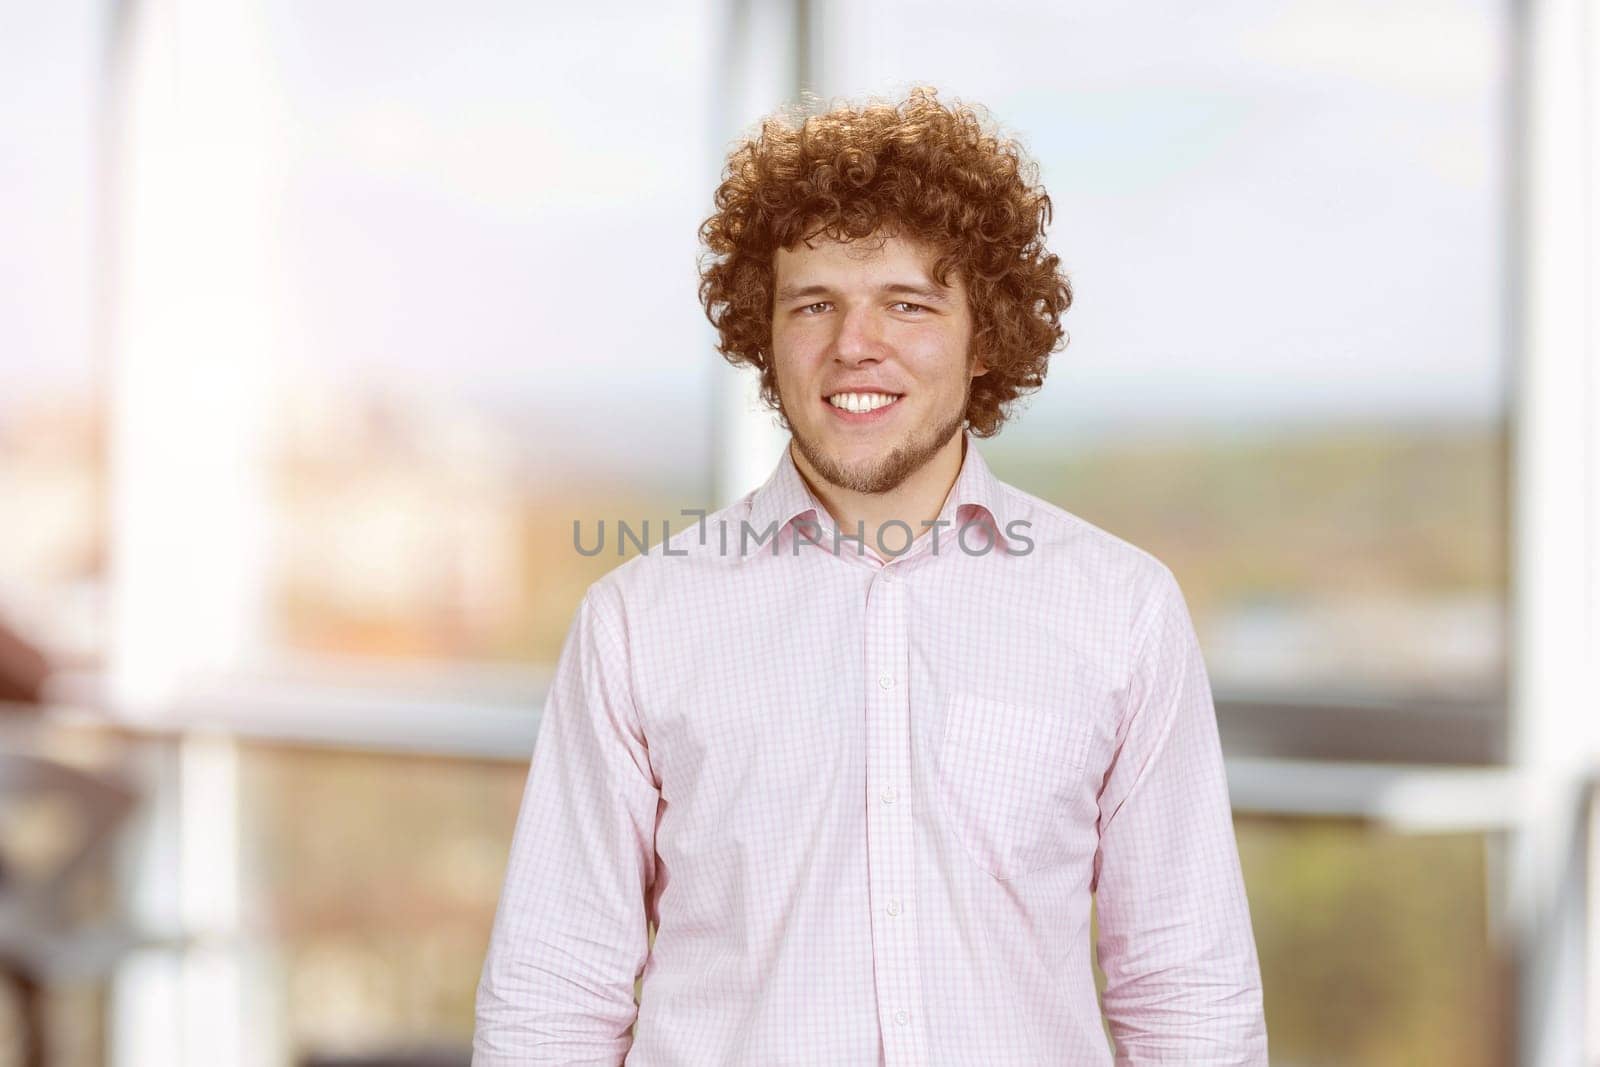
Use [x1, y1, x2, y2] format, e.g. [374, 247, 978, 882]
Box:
[827, 392, 899, 413]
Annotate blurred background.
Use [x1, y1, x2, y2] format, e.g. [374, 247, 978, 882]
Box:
[1, 0, 1596, 1064]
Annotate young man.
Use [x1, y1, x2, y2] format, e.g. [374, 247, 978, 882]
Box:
[474, 86, 1269, 1066]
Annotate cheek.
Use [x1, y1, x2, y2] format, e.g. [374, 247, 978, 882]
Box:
[769, 344, 820, 399]
[908, 334, 969, 378]
[773, 331, 824, 372]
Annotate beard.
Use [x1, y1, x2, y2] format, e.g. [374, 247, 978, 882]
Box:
[782, 392, 968, 496]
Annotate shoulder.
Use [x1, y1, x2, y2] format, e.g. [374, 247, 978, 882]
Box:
[992, 479, 1185, 656]
[998, 481, 1174, 586]
[583, 494, 752, 623]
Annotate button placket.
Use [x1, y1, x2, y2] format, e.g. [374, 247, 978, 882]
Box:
[862, 576, 928, 1065]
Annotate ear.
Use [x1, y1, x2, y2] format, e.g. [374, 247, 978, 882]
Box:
[970, 357, 989, 378]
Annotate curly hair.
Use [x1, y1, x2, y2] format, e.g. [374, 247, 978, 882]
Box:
[696, 85, 1072, 438]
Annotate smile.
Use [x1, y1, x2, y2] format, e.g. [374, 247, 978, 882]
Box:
[824, 391, 904, 421]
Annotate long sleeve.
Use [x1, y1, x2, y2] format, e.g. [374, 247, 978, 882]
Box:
[473, 583, 662, 1066]
[1091, 566, 1269, 1066]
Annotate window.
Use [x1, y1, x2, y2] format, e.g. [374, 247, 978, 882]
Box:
[1232, 815, 1509, 1064]
[258, 1, 719, 671]
[236, 743, 525, 1061]
[0, 1, 108, 672]
[826, 0, 1510, 761]
[64, 2, 1566, 1064]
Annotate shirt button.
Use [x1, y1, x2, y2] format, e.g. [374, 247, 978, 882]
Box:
[882, 569, 896, 583]
[895, 1010, 910, 1026]
[886, 898, 901, 917]
[878, 673, 894, 690]
[880, 785, 898, 805]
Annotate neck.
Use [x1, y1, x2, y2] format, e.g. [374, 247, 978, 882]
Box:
[791, 431, 967, 561]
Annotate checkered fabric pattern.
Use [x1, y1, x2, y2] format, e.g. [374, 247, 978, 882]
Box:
[474, 429, 1268, 1066]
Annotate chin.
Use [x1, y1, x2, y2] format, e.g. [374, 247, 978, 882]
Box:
[822, 433, 903, 463]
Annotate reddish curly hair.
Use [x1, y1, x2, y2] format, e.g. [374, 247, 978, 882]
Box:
[697, 85, 1072, 438]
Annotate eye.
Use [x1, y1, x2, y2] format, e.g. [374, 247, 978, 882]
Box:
[891, 301, 927, 313]
[797, 302, 831, 315]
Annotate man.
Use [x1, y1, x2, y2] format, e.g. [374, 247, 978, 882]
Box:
[474, 85, 1268, 1066]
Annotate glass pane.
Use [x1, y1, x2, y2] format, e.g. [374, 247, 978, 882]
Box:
[986, 428, 1505, 698]
[1236, 815, 1508, 1065]
[835, 0, 1508, 705]
[238, 743, 526, 1060]
[0, 2, 107, 671]
[1088, 819, 1510, 1062]
[0, 717, 132, 1067]
[258, 1, 719, 668]
[242, 748, 1515, 1064]
[1090, 816, 1510, 1064]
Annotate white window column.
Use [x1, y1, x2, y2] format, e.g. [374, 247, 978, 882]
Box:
[709, 0, 823, 505]
[106, 0, 282, 717]
[1507, 0, 1600, 1063]
[104, 0, 283, 1062]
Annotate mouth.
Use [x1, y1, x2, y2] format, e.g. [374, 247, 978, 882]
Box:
[822, 391, 905, 424]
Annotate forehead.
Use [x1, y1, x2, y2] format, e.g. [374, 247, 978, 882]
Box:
[773, 230, 956, 287]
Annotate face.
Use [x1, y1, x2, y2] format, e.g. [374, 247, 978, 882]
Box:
[770, 230, 986, 495]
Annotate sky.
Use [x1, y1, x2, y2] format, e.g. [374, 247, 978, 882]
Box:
[0, 0, 1508, 472]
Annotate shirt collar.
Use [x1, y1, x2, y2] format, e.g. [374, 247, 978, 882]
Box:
[744, 428, 1021, 559]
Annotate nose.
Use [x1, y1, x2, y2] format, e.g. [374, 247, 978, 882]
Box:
[832, 303, 884, 363]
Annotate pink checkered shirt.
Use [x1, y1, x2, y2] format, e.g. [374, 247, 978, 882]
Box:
[474, 429, 1268, 1066]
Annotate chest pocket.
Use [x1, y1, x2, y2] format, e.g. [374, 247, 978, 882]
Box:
[931, 689, 1095, 881]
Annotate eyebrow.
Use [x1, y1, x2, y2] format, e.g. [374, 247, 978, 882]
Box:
[774, 282, 953, 306]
